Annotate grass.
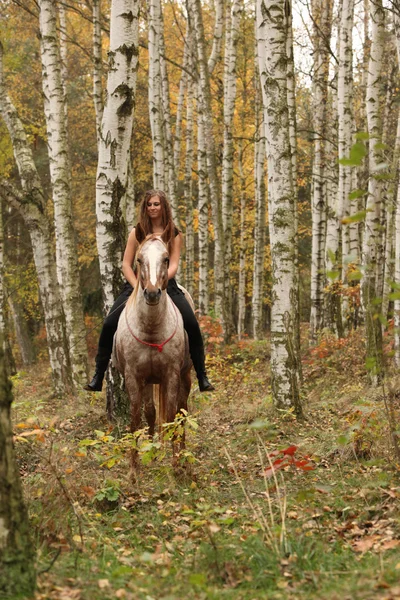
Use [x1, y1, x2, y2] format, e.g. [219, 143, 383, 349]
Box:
[8, 331, 400, 599]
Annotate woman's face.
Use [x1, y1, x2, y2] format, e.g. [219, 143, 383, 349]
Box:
[146, 195, 162, 220]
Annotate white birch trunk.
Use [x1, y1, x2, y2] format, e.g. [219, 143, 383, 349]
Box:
[148, 0, 165, 189]
[222, 0, 243, 335]
[309, 0, 333, 342]
[184, 82, 195, 295]
[0, 42, 70, 395]
[252, 118, 266, 340]
[393, 11, 400, 365]
[93, 0, 104, 145]
[96, 0, 139, 311]
[39, 0, 87, 387]
[256, 0, 301, 413]
[238, 139, 246, 339]
[361, 0, 385, 381]
[159, 4, 177, 216]
[208, 0, 224, 75]
[338, 0, 355, 280]
[188, 0, 225, 323]
[197, 104, 209, 316]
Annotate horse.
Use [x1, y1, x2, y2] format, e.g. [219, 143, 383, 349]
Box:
[113, 233, 192, 478]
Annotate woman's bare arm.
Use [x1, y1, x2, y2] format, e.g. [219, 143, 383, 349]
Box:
[122, 228, 138, 287]
[168, 232, 183, 279]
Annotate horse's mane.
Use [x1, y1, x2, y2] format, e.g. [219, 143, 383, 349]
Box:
[127, 235, 169, 308]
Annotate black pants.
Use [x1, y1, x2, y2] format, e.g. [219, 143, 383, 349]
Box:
[97, 279, 206, 377]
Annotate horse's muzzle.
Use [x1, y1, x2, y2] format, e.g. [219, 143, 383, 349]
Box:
[144, 288, 162, 305]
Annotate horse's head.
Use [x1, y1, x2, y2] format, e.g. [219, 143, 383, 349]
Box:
[135, 235, 169, 305]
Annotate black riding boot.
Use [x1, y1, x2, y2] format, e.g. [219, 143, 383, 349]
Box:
[191, 352, 215, 392]
[84, 349, 110, 392]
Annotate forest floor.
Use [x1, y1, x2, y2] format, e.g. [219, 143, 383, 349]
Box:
[10, 327, 400, 600]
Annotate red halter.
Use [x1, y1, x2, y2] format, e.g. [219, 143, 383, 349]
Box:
[125, 301, 179, 352]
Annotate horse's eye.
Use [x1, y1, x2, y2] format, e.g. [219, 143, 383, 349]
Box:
[164, 258, 169, 265]
[136, 258, 142, 265]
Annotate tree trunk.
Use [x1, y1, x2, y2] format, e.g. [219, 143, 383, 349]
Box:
[222, 0, 243, 339]
[256, 0, 302, 414]
[309, 0, 333, 342]
[197, 105, 210, 316]
[188, 0, 225, 325]
[96, 0, 140, 311]
[338, 0, 355, 326]
[238, 139, 246, 339]
[361, 0, 385, 383]
[93, 0, 104, 145]
[39, 0, 88, 387]
[148, 0, 165, 189]
[184, 80, 195, 295]
[0, 43, 70, 395]
[0, 337, 36, 597]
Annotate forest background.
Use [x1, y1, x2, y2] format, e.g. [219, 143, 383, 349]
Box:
[2, 0, 400, 598]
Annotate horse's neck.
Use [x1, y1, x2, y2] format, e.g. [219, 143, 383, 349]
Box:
[133, 292, 172, 333]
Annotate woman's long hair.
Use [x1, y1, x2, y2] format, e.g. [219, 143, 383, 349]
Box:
[135, 190, 176, 251]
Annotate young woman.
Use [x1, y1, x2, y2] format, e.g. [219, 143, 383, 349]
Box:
[85, 189, 215, 393]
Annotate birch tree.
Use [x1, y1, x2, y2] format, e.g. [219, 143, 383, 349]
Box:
[0, 42, 70, 395]
[361, 0, 385, 381]
[38, 0, 87, 387]
[0, 339, 36, 597]
[148, 0, 165, 189]
[256, 0, 301, 413]
[96, 0, 140, 311]
[393, 7, 400, 365]
[188, 0, 226, 323]
[93, 0, 104, 145]
[222, 0, 243, 333]
[184, 81, 195, 294]
[309, 0, 334, 342]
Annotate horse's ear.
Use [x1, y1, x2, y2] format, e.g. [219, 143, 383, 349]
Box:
[135, 223, 146, 245]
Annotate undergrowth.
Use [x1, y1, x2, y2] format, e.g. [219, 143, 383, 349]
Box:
[8, 328, 400, 600]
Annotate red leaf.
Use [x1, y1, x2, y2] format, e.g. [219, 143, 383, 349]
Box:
[282, 445, 298, 456]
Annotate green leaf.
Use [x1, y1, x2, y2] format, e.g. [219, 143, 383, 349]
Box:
[326, 270, 340, 280]
[355, 131, 369, 141]
[337, 434, 350, 446]
[348, 189, 367, 200]
[339, 142, 367, 166]
[347, 270, 362, 282]
[342, 210, 367, 224]
[249, 419, 271, 430]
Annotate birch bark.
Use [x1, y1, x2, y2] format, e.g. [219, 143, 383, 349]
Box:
[188, 0, 226, 327]
[256, 0, 301, 413]
[93, 0, 104, 145]
[39, 0, 87, 387]
[0, 42, 70, 395]
[309, 0, 333, 342]
[338, 0, 355, 288]
[96, 0, 139, 311]
[184, 81, 195, 295]
[197, 105, 210, 316]
[393, 9, 400, 365]
[148, 0, 165, 189]
[222, 0, 243, 336]
[361, 0, 385, 382]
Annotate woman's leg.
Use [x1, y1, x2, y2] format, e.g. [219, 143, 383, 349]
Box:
[168, 290, 215, 392]
[85, 283, 133, 391]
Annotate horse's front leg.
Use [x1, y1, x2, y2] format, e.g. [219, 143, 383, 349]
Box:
[163, 373, 183, 471]
[125, 377, 144, 483]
